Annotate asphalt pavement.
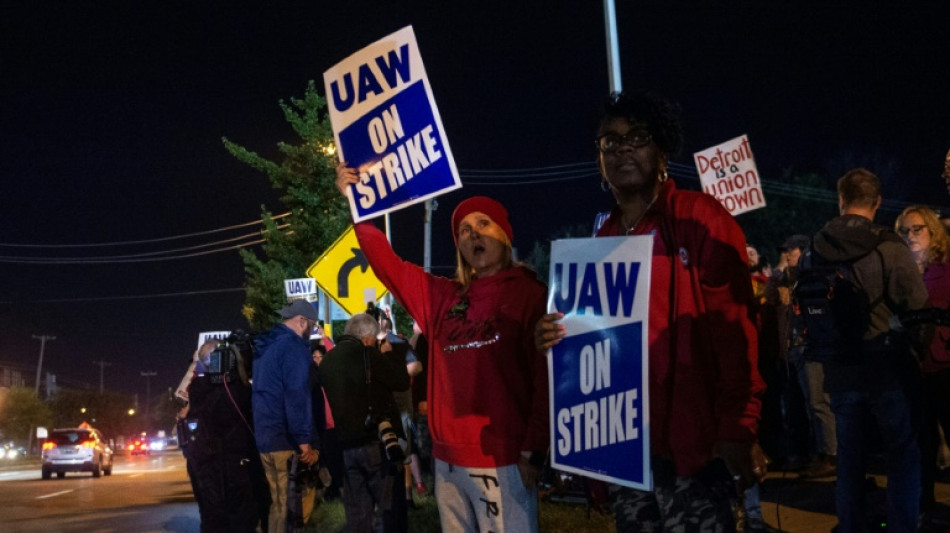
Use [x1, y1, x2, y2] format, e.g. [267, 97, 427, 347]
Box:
[759, 465, 950, 532]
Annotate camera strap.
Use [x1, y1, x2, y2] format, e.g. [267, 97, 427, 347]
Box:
[363, 346, 374, 418]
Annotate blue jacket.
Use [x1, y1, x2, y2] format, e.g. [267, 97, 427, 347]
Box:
[252, 324, 314, 453]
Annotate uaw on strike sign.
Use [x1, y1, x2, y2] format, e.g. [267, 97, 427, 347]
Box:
[548, 236, 652, 490]
[694, 134, 766, 216]
[324, 26, 461, 222]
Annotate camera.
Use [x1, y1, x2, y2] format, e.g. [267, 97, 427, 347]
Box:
[207, 330, 256, 384]
[365, 415, 404, 463]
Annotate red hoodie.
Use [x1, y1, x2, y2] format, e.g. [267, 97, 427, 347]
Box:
[355, 222, 549, 468]
[596, 180, 765, 476]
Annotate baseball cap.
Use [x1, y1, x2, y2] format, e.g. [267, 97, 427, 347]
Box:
[276, 299, 318, 321]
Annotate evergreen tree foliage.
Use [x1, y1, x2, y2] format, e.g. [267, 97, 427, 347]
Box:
[222, 81, 349, 331]
[737, 170, 837, 265]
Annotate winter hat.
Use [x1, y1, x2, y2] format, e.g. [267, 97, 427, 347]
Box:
[451, 196, 513, 245]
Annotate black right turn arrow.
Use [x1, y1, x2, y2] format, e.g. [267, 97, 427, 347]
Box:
[338, 248, 369, 298]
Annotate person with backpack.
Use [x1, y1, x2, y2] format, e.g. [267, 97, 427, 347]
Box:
[783, 233, 839, 481]
[802, 168, 929, 533]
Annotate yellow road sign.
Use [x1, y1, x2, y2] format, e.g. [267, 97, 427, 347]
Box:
[306, 226, 388, 316]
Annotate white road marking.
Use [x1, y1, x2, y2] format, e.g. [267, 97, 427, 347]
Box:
[37, 489, 74, 499]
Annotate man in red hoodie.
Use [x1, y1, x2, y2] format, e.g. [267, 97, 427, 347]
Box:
[537, 92, 766, 532]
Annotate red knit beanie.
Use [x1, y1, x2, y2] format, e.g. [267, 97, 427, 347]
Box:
[451, 196, 513, 245]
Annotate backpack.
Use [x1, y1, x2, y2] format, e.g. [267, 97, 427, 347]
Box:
[794, 245, 882, 362]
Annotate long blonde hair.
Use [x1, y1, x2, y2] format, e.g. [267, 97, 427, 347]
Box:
[895, 205, 950, 268]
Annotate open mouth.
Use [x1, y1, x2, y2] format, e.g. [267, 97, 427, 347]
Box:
[472, 244, 485, 255]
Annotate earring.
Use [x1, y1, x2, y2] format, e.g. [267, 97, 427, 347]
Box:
[659, 167, 669, 183]
[600, 179, 610, 193]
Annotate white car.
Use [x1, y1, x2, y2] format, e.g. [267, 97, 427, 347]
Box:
[41, 427, 114, 479]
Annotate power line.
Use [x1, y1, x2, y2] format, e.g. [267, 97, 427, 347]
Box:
[0, 213, 291, 249]
[0, 238, 269, 264]
[0, 287, 246, 305]
[0, 225, 288, 263]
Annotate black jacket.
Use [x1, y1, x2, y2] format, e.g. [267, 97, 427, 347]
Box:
[320, 335, 410, 448]
[812, 214, 930, 392]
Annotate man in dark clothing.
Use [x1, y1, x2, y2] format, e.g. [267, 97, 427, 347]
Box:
[321, 312, 411, 533]
[187, 343, 270, 532]
[812, 168, 929, 533]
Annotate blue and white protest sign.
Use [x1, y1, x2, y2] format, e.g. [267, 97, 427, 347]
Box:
[324, 26, 461, 222]
[547, 236, 653, 490]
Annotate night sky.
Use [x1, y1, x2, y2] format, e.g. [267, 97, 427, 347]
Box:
[1, 3, 949, 400]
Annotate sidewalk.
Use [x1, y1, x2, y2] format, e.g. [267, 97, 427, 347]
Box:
[758, 469, 950, 532]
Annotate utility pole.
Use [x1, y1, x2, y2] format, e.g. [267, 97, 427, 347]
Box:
[32, 335, 55, 397]
[603, 0, 623, 93]
[91, 360, 112, 394]
[141, 371, 157, 428]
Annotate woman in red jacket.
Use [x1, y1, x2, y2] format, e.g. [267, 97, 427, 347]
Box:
[536, 92, 766, 532]
[334, 168, 549, 533]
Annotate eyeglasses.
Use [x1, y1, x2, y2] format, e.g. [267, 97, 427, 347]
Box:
[898, 224, 927, 237]
[595, 131, 652, 153]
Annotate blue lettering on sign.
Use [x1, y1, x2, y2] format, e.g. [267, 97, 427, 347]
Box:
[330, 44, 412, 112]
[552, 262, 641, 317]
[339, 82, 456, 218]
[287, 279, 314, 295]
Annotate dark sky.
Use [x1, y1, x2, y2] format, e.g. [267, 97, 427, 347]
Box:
[1, 3, 949, 400]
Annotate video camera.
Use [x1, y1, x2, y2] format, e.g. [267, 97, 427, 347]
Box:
[207, 330, 256, 385]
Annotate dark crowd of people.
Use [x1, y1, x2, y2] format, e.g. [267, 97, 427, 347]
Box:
[173, 90, 950, 533]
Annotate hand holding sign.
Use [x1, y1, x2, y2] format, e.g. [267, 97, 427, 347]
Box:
[324, 26, 461, 222]
[534, 311, 566, 351]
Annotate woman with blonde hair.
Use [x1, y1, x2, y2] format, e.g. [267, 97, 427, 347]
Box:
[335, 163, 549, 533]
[895, 204, 950, 517]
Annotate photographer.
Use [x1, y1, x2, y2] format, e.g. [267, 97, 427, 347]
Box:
[186, 338, 270, 532]
[321, 312, 411, 533]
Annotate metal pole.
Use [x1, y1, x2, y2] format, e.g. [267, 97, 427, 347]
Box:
[603, 0, 623, 93]
[92, 360, 111, 394]
[141, 371, 156, 427]
[384, 213, 395, 331]
[424, 199, 434, 273]
[32, 335, 55, 396]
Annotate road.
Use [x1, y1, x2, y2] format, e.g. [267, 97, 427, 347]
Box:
[0, 451, 201, 533]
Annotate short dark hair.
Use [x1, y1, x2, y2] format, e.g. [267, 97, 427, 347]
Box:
[599, 91, 684, 157]
[837, 168, 881, 209]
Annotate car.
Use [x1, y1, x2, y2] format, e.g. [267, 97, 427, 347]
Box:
[41, 427, 114, 479]
[128, 439, 149, 456]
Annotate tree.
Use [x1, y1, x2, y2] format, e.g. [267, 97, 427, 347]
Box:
[524, 223, 592, 285]
[223, 81, 350, 331]
[47, 389, 138, 440]
[737, 170, 837, 265]
[0, 387, 52, 445]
